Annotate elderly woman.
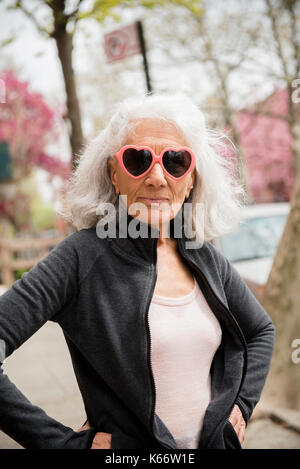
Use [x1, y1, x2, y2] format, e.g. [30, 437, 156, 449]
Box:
[0, 94, 274, 450]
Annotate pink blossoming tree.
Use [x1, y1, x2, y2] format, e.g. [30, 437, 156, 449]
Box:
[237, 88, 296, 203]
[0, 70, 70, 230]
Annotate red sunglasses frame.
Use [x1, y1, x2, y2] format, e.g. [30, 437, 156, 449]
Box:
[114, 145, 196, 181]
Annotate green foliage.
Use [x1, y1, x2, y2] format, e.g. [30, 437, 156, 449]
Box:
[139, 0, 202, 16]
[14, 269, 28, 281]
[77, 0, 124, 22]
[76, 0, 203, 23]
[30, 195, 56, 231]
[0, 36, 16, 47]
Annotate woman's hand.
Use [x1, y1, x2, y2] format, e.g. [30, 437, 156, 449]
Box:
[90, 432, 112, 449]
[228, 404, 246, 445]
[77, 420, 112, 449]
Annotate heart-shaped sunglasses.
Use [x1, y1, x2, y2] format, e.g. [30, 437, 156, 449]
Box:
[114, 145, 196, 180]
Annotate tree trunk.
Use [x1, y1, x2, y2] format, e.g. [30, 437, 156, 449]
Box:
[260, 169, 300, 409]
[229, 118, 253, 203]
[52, 22, 84, 172]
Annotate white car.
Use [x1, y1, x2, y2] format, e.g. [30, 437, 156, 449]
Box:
[213, 202, 290, 299]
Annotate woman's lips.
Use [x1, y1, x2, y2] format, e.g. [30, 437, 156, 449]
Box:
[138, 197, 169, 204]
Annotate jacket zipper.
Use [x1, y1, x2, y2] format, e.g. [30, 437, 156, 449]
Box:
[145, 238, 248, 449]
[144, 264, 159, 445]
[177, 242, 248, 447]
[144, 237, 175, 450]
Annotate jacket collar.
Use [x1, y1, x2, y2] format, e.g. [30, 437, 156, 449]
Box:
[104, 204, 200, 265]
[112, 208, 160, 264]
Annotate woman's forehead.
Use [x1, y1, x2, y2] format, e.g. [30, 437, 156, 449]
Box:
[125, 118, 188, 146]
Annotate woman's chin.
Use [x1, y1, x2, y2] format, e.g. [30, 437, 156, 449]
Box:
[133, 211, 175, 235]
[126, 201, 181, 234]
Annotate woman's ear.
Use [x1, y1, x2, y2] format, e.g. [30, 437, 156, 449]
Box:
[185, 172, 195, 199]
[107, 159, 119, 195]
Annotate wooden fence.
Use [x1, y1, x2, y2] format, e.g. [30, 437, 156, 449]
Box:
[0, 223, 65, 287]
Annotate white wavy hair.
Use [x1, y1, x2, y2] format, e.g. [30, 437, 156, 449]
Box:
[59, 93, 247, 241]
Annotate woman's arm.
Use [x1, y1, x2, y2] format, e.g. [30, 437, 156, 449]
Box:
[0, 236, 96, 449]
[212, 246, 275, 424]
[233, 320, 275, 424]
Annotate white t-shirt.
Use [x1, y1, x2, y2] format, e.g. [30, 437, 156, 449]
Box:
[148, 277, 222, 449]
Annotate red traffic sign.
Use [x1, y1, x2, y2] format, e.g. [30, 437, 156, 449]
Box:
[104, 22, 141, 63]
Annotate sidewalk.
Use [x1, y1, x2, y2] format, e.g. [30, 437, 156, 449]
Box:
[0, 320, 86, 449]
[243, 412, 300, 449]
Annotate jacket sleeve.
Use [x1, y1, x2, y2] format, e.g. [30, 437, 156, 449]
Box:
[214, 248, 275, 424]
[0, 235, 97, 449]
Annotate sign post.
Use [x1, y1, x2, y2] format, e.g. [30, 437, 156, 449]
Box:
[104, 21, 153, 94]
[136, 21, 152, 95]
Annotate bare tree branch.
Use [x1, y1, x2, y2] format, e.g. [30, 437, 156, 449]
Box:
[65, 0, 83, 21]
[288, 0, 300, 77]
[265, 0, 291, 83]
[17, 0, 51, 37]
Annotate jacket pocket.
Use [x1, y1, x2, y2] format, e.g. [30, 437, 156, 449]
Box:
[222, 419, 242, 450]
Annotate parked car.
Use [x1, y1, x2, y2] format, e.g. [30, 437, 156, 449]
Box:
[212, 202, 290, 299]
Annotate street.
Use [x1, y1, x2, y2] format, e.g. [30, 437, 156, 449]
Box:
[0, 320, 86, 449]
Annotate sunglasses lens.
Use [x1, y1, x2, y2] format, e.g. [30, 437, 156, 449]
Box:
[162, 150, 192, 178]
[123, 148, 152, 176]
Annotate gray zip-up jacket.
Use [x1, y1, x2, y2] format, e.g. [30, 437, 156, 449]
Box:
[0, 213, 275, 449]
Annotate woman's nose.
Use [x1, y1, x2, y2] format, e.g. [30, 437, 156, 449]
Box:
[144, 162, 167, 187]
